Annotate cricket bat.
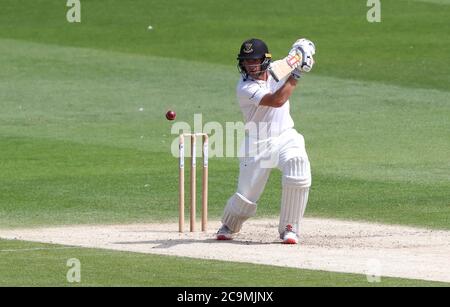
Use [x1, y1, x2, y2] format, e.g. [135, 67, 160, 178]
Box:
[268, 52, 302, 82]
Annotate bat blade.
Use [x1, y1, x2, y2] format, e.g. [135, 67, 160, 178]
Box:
[268, 53, 302, 82]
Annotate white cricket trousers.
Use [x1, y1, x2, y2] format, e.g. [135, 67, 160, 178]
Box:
[237, 128, 311, 203]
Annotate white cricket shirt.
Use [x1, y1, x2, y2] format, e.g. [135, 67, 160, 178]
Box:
[236, 74, 294, 138]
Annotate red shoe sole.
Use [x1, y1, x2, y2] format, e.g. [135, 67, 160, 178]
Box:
[283, 238, 298, 244]
[216, 235, 232, 241]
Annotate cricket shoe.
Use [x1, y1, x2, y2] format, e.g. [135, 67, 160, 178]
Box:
[281, 224, 299, 244]
[216, 224, 234, 240]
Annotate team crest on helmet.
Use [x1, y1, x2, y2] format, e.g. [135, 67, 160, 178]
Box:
[243, 43, 253, 53]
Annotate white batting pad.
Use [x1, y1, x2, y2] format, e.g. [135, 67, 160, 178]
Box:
[222, 193, 257, 233]
[279, 157, 311, 235]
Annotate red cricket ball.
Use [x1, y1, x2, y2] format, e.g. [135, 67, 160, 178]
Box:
[165, 110, 176, 121]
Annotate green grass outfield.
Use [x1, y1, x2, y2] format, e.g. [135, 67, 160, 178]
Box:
[0, 0, 449, 286]
[0, 40, 448, 229]
[0, 239, 448, 287]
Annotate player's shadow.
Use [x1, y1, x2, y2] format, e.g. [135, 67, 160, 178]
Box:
[113, 238, 275, 249]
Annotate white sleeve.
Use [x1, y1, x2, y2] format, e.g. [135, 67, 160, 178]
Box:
[237, 81, 270, 107]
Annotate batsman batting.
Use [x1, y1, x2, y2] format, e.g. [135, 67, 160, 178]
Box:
[216, 38, 316, 244]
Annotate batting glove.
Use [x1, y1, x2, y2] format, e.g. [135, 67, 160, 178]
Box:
[292, 38, 316, 56]
[300, 50, 314, 73]
[287, 47, 303, 70]
[291, 67, 302, 80]
[292, 38, 316, 73]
